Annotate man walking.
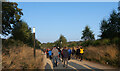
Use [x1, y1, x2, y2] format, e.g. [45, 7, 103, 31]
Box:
[48, 49, 52, 59]
[61, 48, 64, 62]
[72, 47, 75, 58]
[80, 46, 84, 61]
[76, 47, 80, 60]
[46, 48, 49, 58]
[63, 47, 69, 68]
[57, 47, 61, 60]
[52, 46, 59, 67]
[68, 48, 72, 60]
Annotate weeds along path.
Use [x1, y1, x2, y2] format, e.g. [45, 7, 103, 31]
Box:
[2, 45, 46, 69]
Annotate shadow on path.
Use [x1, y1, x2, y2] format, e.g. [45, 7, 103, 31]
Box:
[84, 64, 104, 71]
[45, 63, 53, 71]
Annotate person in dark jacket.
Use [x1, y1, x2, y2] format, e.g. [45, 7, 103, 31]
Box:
[57, 47, 61, 60]
[63, 47, 69, 68]
[46, 48, 49, 58]
[61, 48, 64, 62]
[72, 48, 75, 58]
[76, 47, 80, 59]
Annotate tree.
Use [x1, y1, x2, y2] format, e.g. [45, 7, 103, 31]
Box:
[55, 35, 67, 48]
[100, 10, 120, 39]
[12, 21, 33, 45]
[81, 26, 95, 41]
[100, 19, 109, 39]
[2, 2, 23, 35]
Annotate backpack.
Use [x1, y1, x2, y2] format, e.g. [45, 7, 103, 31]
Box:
[63, 49, 69, 58]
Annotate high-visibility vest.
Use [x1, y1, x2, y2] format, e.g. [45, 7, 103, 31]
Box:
[80, 48, 84, 54]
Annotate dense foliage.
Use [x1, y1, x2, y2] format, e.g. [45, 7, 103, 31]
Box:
[12, 21, 33, 45]
[2, 2, 41, 48]
[11, 21, 41, 48]
[100, 10, 120, 39]
[2, 2, 23, 35]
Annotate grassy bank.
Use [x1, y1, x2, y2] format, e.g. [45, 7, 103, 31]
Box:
[83, 45, 119, 67]
[2, 39, 45, 69]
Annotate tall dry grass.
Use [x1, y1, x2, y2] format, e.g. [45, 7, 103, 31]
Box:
[2, 44, 46, 69]
[84, 45, 119, 66]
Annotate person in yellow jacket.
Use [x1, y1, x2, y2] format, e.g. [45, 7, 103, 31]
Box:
[80, 46, 84, 61]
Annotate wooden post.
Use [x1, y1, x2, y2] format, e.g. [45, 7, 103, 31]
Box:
[33, 33, 36, 58]
[33, 27, 36, 58]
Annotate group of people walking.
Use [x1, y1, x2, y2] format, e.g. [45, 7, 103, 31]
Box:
[44, 46, 84, 68]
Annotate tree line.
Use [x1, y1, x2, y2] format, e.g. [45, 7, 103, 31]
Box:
[2, 2, 120, 49]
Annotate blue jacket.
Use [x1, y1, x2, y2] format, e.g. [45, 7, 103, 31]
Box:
[48, 50, 52, 56]
[68, 49, 72, 55]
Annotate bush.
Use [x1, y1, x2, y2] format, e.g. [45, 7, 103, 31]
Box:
[92, 40, 101, 46]
[101, 39, 110, 45]
[80, 39, 116, 47]
[2, 39, 24, 48]
[81, 40, 93, 47]
[111, 37, 120, 45]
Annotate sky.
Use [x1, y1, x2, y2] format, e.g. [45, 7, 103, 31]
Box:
[8, 0, 119, 2]
[15, 2, 118, 43]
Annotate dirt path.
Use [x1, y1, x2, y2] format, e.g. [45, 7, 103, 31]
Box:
[45, 57, 118, 71]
